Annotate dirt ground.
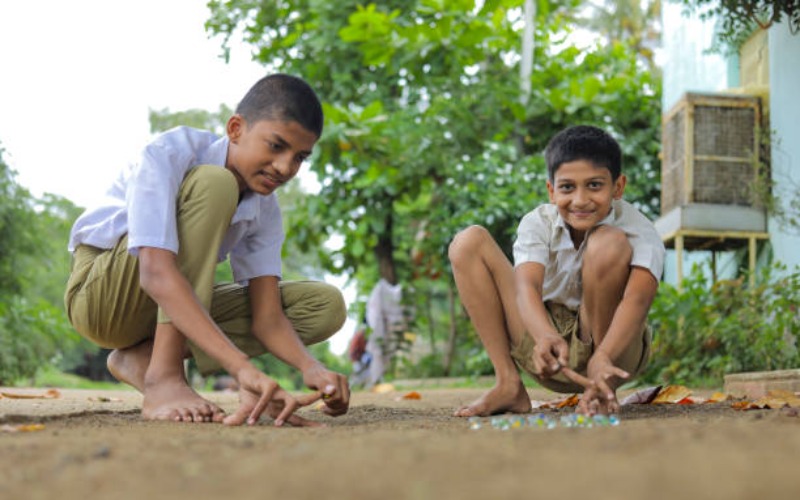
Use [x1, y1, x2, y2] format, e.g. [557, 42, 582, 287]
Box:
[1, 385, 799, 500]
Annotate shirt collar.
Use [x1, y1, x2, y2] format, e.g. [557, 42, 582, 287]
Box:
[552, 201, 619, 250]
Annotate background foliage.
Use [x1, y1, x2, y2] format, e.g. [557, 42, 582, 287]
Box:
[643, 262, 800, 387]
[0, 146, 81, 384]
[207, 0, 663, 377]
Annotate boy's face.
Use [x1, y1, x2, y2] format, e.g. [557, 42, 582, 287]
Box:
[225, 115, 318, 195]
[546, 159, 626, 241]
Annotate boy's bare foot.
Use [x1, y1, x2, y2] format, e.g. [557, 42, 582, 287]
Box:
[107, 342, 153, 392]
[108, 342, 224, 423]
[142, 378, 226, 423]
[453, 381, 532, 417]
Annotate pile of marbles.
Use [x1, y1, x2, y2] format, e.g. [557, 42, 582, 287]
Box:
[468, 413, 620, 431]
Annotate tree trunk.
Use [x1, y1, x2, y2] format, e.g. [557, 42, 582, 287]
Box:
[443, 285, 458, 376]
[375, 211, 397, 285]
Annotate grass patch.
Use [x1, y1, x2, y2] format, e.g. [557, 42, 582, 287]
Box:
[14, 366, 130, 390]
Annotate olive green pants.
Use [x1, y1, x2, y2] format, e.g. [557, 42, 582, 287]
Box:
[64, 165, 346, 374]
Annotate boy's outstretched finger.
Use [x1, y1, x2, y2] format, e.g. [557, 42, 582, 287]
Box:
[296, 391, 323, 407]
[561, 367, 594, 390]
[247, 386, 278, 425]
[284, 413, 326, 428]
[223, 405, 253, 426]
[273, 397, 299, 427]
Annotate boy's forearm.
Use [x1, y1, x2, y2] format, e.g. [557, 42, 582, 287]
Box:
[593, 298, 649, 362]
[139, 248, 250, 376]
[515, 264, 559, 341]
[252, 315, 321, 372]
[594, 268, 658, 363]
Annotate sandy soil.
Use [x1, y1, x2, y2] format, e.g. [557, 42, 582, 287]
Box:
[1, 386, 799, 500]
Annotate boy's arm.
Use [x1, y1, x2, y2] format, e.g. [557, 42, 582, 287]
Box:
[248, 276, 349, 416]
[593, 266, 659, 363]
[514, 262, 570, 378]
[581, 266, 658, 411]
[139, 248, 305, 426]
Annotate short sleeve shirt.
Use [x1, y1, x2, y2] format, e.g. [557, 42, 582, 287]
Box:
[67, 126, 284, 282]
[512, 199, 665, 311]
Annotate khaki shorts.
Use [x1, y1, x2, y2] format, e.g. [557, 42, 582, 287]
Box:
[509, 302, 651, 393]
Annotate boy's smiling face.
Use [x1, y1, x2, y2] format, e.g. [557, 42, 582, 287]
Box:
[546, 159, 626, 244]
[225, 115, 318, 195]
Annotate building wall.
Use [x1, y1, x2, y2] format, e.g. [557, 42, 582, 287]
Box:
[661, 2, 729, 111]
[767, 22, 800, 271]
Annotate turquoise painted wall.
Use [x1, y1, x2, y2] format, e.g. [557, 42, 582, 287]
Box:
[767, 23, 800, 271]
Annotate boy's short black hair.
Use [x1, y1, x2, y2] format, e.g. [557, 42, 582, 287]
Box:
[236, 73, 323, 137]
[545, 125, 622, 181]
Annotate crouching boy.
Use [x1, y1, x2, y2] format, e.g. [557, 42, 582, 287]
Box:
[65, 74, 349, 426]
[449, 125, 664, 416]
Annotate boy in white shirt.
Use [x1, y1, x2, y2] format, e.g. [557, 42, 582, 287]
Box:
[65, 74, 349, 426]
[449, 125, 665, 416]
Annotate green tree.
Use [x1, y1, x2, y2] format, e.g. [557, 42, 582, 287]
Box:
[577, 0, 662, 71]
[149, 105, 233, 136]
[676, 0, 800, 46]
[0, 144, 80, 384]
[207, 0, 663, 376]
[0, 146, 38, 297]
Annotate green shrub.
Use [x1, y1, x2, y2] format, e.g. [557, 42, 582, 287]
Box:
[642, 262, 800, 387]
[0, 296, 79, 385]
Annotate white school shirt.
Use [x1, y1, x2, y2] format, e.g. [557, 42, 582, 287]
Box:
[68, 126, 284, 282]
[512, 199, 665, 311]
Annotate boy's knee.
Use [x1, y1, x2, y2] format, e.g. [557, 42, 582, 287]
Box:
[286, 282, 347, 344]
[317, 283, 347, 334]
[584, 226, 631, 269]
[448, 225, 489, 265]
[180, 165, 239, 212]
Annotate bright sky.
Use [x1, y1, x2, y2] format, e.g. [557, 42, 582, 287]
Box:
[0, 0, 354, 354]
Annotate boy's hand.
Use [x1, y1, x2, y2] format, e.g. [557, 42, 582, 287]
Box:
[224, 365, 308, 426]
[302, 364, 350, 416]
[577, 351, 629, 416]
[531, 332, 569, 378]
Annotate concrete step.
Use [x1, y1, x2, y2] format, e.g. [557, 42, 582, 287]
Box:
[724, 369, 800, 398]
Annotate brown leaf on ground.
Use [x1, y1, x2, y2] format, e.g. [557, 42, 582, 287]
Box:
[0, 389, 61, 400]
[652, 385, 693, 404]
[1, 424, 46, 433]
[371, 383, 395, 394]
[731, 390, 800, 411]
[754, 390, 800, 409]
[706, 392, 730, 403]
[555, 394, 580, 408]
[401, 391, 422, 400]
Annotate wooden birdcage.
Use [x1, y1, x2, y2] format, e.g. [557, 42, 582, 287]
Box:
[661, 92, 762, 214]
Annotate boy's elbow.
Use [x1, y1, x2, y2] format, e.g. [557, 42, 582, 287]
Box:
[138, 249, 177, 299]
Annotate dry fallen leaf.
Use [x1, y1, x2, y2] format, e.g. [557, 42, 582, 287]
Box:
[88, 396, 123, 403]
[706, 392, 730, 403]
[0, 389, 61, 399]
[555, 394, 580, 408]
[401, 391, 421, 400]
[1, 424, 46, 433]
[620, 386, 662, 405]
[731, 390, 800, 411]
[371, 383, 395, 394]
[652, 385, 693, 404]
[731, 400, 754, 410]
